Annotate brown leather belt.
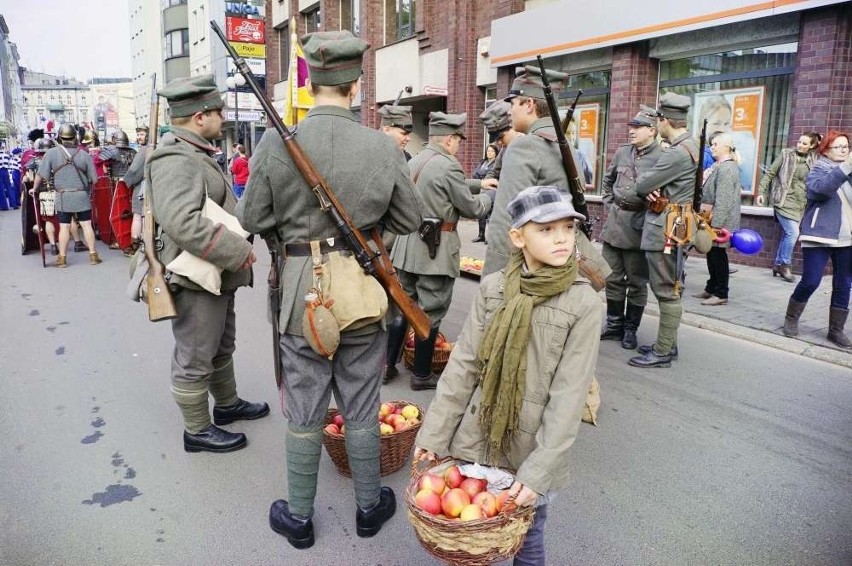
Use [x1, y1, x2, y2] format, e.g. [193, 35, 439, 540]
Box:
[440, 222, 457, 232]
[616, 199, 645, 212]
[284, 240, 348, 257]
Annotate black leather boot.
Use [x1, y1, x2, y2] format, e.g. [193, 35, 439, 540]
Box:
[638, 343, 678, 360]
[600, 299, 625, 341]
[621, 304, 644, 350]
[356, 486, 396, 538]
[269, 499, 315, 549]
[213, 398, 270, 425]
[183, 424, 247, 453]
[628, 347, 672, 368]
[383, 315, 407, 384]
[411, 327, 440, 391]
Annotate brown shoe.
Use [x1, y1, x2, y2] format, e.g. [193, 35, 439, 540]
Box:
[691, 291, 712, 299]
[89, 251, 103, 265]
[56, 255, 67, 268]
[701, 296, 728, 306]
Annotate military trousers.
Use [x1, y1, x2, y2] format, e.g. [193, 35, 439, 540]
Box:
[602, 242, 649, 307]
[645, 250, 684, 355]
[397, 270, 455, 326]
[279, 330, 386, 427]
[170, 288, 238, 386]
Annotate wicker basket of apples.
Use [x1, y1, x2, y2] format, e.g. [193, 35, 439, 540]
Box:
[405, 458, 535, 565]
[402, 329, 453, 374]
[322, 400, 423, 477]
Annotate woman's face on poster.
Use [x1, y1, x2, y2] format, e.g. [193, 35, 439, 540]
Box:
[705, 105, 732, 136]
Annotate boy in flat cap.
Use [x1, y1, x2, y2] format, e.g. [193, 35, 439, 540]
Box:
[414, 185, 600, 565]
[599, 109, 662, 349]
[387, 111, 495, 391]
[629, 91, 699, 368]
[483, 65, 610, 290]
[378, 104, 413, 160]
[143, 74, 268, 454]
[236, 31, 423, 549]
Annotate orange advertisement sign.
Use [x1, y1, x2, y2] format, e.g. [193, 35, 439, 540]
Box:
[731, 93, 759, 133]
[579, 109, 597, 138]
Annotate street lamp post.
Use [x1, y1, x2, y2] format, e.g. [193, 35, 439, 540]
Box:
[225, 74, 246, 148]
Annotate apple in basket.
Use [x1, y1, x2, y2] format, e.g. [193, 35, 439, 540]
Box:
[459, 503, 484, 521]
[324, 424, 340, 435]
[459, 477, 487, 499]
[496, 490, 517, 513]
[379, 423, 394, 435]
[379, 402, 395, 419]
[415, 489, 443, 516]
[401, 404, 420, 420]
[444, 465, 465, 489]
[435, 334, 446, 349]
[441, 488, 471, 519]
[332, 414, 345, 428]
[418, 473, 446, 495]
[472, 492, 498, 518]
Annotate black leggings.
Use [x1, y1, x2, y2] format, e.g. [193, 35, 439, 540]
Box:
[704, 246, 729, 299]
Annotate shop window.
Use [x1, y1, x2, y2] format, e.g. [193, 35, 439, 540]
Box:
[659, 42, 797, 196]
[166, 29, 190, 59]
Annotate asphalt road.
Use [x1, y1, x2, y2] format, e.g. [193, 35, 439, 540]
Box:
[1, 210, 850, 566]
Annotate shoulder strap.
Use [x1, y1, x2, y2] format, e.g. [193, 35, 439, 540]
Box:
[411, 152, 440, 184]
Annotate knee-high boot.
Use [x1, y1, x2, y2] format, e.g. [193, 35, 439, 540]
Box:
[783, 298, 807, 337]
[827, 307, 851, 348]
[410, 326, 440, 391]
[621, 304, 644, 350]
[384, 315, 407, 384]
[600, 299, 625, 340]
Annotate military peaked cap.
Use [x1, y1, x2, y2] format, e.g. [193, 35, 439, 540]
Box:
[301, 31, 370, 86]
[504, 65, 567, 102]
[378, 105, 413, 131]
[429, 112, 467, 139]
[628, 110, 656, 128]
[159, 74, 224, 118]
[643, 92, 691, 121]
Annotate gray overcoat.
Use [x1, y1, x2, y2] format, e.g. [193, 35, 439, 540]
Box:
[600, 141, 662, 250]
[701, 159, 741, 248]
[124, 145, 149, 215]
[37, 145, 98, 213]
[236, 105, 423, 336]
[635, 132, 699, 252]
[144, 127, 253, 292]
[391, 142, 491, 277]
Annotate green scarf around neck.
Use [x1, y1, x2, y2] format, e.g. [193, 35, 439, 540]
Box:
[476, 249, 578, 462]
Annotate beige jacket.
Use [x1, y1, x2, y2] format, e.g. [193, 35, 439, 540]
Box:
[415, 270, 601, 495]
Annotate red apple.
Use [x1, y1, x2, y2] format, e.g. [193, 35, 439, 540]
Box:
[414, 489, 442, 516]
[495, 490, 517, 513]
[472, 492, 498, 517]
[387, 414, 406, 428]
[444, 465, 465, 489]
[331, 414, 345, 428]
[418, 473, 446, 495]
[459, 477, 487, 499]
[441, 488, 470, 518]
[459, 503, 483, 521]
[405, 337, 415, 349]
[323, 424, 340, 435]
[379, 402, 394, 419]
[393, 418, 408, 432]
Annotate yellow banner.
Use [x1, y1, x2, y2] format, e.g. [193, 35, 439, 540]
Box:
[230, 41, 266, 58]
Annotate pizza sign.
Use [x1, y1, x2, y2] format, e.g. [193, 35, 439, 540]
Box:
[226, 16, 266, 45]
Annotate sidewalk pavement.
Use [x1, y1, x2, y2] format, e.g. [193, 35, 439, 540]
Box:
[457, 219, 852, 369]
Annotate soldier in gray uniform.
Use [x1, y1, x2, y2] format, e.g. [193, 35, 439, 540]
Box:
[599, 110, 662, 349]
[378, 104, 413, 161]
[32, 124, 101, 267]
[629, 93, 699, 368]
[145, 75, 268, 453]
[121, 126, 150, 255]
[237, 31, 422, 550]
[387, 112, 494, 391]
[479, 100, 521, 183]
[483, 65, 611, 286]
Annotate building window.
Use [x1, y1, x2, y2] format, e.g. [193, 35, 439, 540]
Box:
[163, 0, 187, 7]
[304, 7, 321, 34]
[165, 29, 190, 59]
[277, 24, 291, 81]
[341, 0, 360, 35]
[659, 42, 798, 196]
[385, 0, 414, 43]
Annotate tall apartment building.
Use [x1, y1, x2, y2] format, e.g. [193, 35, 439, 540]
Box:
[0, 15, 27, 146]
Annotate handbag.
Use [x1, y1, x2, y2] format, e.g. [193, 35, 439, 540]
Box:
[166, 185, 249, 295]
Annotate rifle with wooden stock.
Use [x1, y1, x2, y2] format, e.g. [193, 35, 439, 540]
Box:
[210, 21, 431, 341]
[141, 73, 177, 322]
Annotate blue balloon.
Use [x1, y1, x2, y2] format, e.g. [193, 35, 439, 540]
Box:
[731, 228, 763, 255]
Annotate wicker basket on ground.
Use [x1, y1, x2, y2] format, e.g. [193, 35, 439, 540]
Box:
[322, 400, 423, 477]
[402, 329, 452, 374]
[405, 459, 535, 565]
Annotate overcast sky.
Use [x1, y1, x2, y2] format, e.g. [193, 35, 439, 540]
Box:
[2, 1, 133, 82]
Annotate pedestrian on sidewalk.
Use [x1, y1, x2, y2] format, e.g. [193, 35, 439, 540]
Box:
[756, 132, 821, 282]
[414, 186, 600, 565]
[229, 144, 249, 198]
[783, 130, 852, 348]
[471, 144, 498, 243]
[695, 132, 741, 306]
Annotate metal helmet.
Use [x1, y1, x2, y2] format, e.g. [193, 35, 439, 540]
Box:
[112, 130, 130, 148]
[57, 124, 77, 141]
[34, 138, 54, 153]
[81, 130, 99, 146]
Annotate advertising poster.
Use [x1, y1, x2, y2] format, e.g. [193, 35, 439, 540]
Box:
[229, 41, 266, 58]
[564, 103, 600, 189]
[226, 16, 266, 44]
[692, 87, 765, 194]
